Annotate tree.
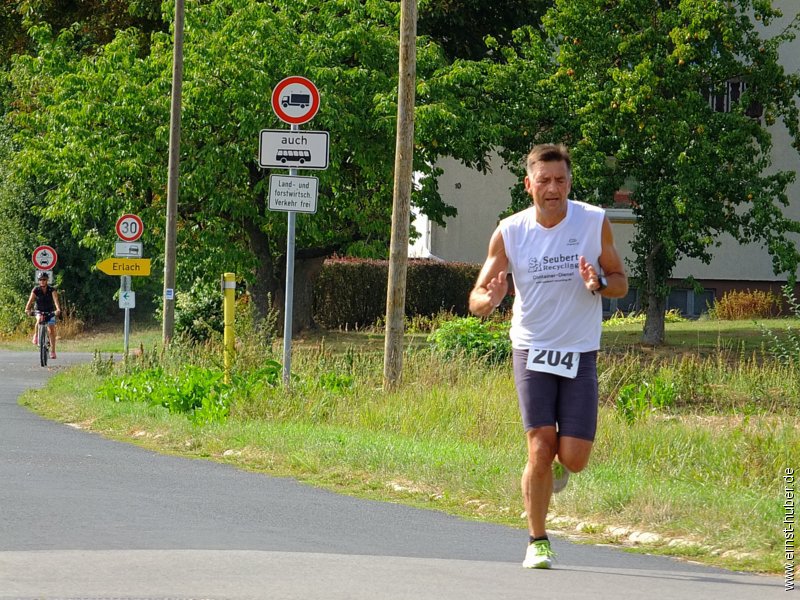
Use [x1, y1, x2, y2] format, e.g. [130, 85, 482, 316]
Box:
[0, 0, 168, 329]
[418, 0, 552, 61]
[0, 0, 165, 64]
[4, 0, 501, 332]
[0, 121, 119, 331]
[491, 0, 800, 344]
[0, 123, 35, 331]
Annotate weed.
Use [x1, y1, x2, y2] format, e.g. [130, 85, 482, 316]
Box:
[190, 393, 231, 426]
[319, 371, 354, 392]
[615, 378, 677, 424]
[604, 309, 685, 327]
[57, 304, 86, 339]
[760, 284, 800, 366]
[90, 350, 116, 377]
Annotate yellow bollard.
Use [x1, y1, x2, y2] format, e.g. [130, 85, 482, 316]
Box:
[222, 273, 236, 384]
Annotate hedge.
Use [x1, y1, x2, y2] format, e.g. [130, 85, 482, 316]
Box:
[313, 257, 482, 329]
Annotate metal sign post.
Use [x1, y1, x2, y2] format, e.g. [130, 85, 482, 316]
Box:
[267, 76, 323, 387]
[120, 276, 132, 355]
[282, 132, 298, 386]
[109, 214, 146, 356]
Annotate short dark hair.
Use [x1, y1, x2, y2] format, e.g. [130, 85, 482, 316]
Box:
[526, 143, 572, 177]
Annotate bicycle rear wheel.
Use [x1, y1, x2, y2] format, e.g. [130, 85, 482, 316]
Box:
[39, 323, 48, 367]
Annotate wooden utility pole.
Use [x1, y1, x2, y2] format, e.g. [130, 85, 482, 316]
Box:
[162, 0, 184, 343]
[383, 0, 417, 391]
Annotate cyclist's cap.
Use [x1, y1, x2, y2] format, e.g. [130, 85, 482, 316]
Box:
[38, 273, 49, 280]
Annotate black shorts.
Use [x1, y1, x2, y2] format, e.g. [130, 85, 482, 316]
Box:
[512, 348, 599, 441]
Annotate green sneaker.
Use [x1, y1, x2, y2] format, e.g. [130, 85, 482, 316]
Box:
[553, 461, 569, 494]
[523, 539, 555, 569]
[552, 461, 570, 494]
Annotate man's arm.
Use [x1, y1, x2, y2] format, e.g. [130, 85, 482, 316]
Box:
[597, 216, 628, 298]
[52, 290, 62, 315]
[578, 217, 628, 298]
[469, 228, 510, 317]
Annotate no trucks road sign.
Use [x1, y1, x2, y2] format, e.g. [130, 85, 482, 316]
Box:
[271, 76, 320, 125]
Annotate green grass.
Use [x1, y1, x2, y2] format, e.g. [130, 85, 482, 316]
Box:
[0, 320, 163, 353]
[602, 316, 799, 352]
[7, 317, 800, 574]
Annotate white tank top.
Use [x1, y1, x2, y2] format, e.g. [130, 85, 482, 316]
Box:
[499, 200, 605, 351]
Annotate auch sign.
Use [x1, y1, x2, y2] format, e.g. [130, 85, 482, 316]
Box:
[259, 130, 329, 170]
[97, 257, 151, 276]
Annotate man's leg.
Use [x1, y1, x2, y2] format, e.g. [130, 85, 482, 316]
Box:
[522, 426, 558, 539]
[555, 351, 599, 473]
[557, 435, 593, 474]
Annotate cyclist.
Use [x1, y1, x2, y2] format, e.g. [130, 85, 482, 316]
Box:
[25, 273, 62, 359]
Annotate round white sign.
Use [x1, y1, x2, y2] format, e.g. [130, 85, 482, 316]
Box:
[271, 76, 321, 125]
[32, 245, 58, 270]
[116, 214, 144, 242]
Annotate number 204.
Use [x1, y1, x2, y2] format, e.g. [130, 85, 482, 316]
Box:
[529, 349, 574, 370]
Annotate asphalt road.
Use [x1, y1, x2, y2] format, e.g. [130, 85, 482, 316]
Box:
[0, 350, 786, 599]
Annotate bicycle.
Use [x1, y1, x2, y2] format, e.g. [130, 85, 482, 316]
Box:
[30, 311, 55, 367]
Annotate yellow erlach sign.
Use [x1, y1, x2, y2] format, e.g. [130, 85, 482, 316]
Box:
[96, 258, 151, 276]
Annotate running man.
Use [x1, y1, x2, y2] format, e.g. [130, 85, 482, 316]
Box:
[469, 143, 628, 568]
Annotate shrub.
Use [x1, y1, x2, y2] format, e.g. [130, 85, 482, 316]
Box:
[174, 279, 224, 342]
[428, 316, 511, 363]
[707, 289, 781, 320]
[313, 258, 387, 329]
[405, 260, 482, 316]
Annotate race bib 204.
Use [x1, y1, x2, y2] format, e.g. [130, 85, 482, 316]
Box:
[526, 348, 581, 379]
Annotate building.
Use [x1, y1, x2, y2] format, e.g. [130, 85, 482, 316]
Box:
[410, 3, 800, 317]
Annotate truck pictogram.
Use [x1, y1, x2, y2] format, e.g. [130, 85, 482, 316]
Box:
[282, 93, 310, 108]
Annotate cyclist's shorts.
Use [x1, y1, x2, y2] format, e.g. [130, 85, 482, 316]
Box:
[37, 313, 57, 326]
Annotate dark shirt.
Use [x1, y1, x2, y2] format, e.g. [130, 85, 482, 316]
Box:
[32, 286, 57, 312]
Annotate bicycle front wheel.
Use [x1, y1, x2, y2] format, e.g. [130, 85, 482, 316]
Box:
[39, 324, 48, 367]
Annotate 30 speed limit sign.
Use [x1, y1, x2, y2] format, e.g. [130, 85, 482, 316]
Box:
[116, 214, 144, 242]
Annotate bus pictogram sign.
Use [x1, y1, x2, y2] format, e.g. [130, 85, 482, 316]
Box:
[259, 130, 329, 170]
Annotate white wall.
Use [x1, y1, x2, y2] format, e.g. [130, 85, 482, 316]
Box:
[427, 154, 517, 264]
